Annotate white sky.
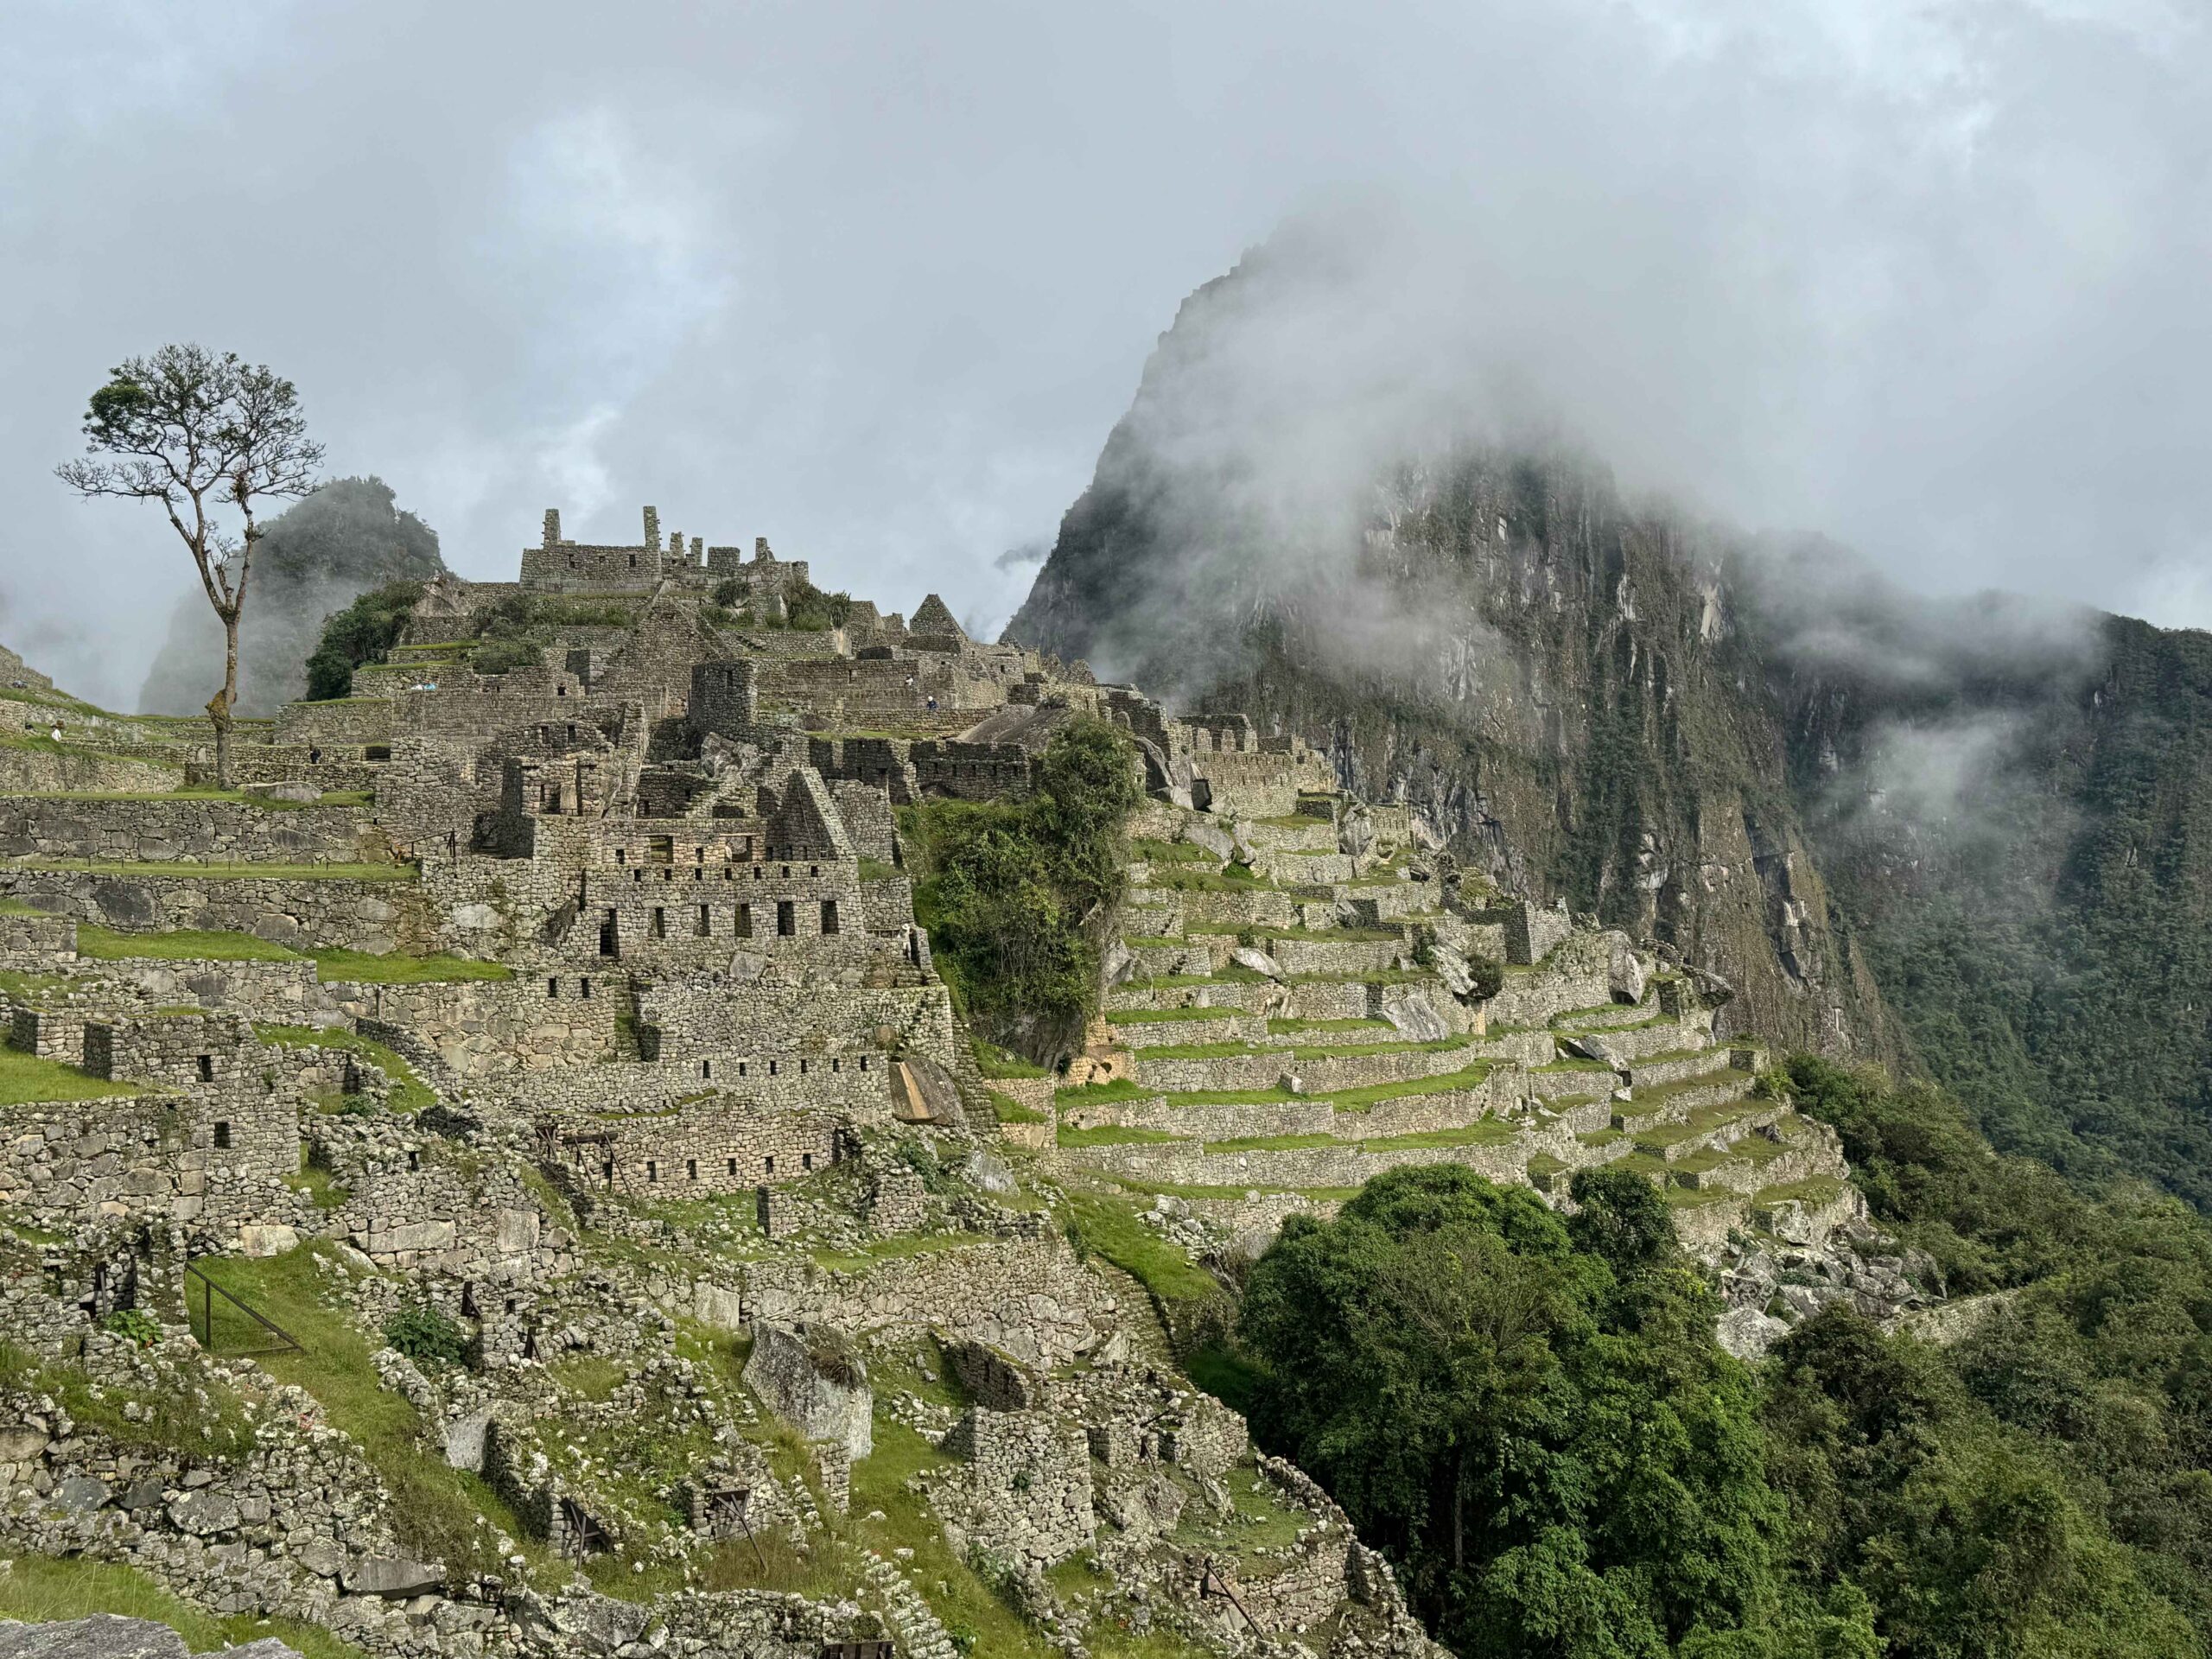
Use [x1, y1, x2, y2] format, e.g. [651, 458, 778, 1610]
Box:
[2, 0, 2206, 708]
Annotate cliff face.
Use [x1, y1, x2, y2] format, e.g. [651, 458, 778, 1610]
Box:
[1013, 426, 1888, 1058]
[1010, 255, 2212, 1197]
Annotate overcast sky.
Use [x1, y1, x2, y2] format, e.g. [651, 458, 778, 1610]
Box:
[3, 0, 2206, 709]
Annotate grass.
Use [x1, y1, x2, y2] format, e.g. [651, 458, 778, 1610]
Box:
[9, 861, 412, 880]
[1128, 1040, 1259, 1060]
[1062, 1190, 1221, 1302]
[1268, 1016, 1391, 1034]
[0, 1341, 255, 1460]
[254, 1024, 434, 1113]
[1328, 1060, 1495, 1111]
[1186, 1342, 1267, 1414]
[0, 1046, 139, 1106]
[974, 1040, 1049, 1080]
[1128, 837, 1217, 864]
[1205, 1133, 1333, 1153]
[1110, 1006, 1251, 1025]
[76, 925, 496, 984]
[312, 949, 511, 984]
[1357, 1119, 1520, 1151]
[0, 1554, 369, 1659]
[76, 922, 299, 962]
[1054, 1077, 1150, 1104]
[988, 1090, 1048, 1124]
[194, 1244, 552, 1587]
[1057, 1124, 1185, 1147]
[849, 1421, 1066, 1659]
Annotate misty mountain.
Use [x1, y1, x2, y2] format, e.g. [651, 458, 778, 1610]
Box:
[1011, 245, 2212, 1204]
[137, 476, 446, 717]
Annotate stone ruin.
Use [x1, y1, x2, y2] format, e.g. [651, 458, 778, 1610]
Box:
[0, 502, 1934, 1659]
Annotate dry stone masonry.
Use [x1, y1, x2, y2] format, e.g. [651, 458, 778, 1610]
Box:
[0, 504, 1924, 1659]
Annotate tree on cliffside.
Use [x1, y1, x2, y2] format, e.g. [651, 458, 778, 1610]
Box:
[56, 344, 323, 783]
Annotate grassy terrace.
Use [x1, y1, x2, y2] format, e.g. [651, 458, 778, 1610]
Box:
[0, 1554, 365, 1659]
[1112, 1176, 1362, 1202]
[0, 1046, 139, 1106]
[1056, 1059, 1497, 1116]
[68, 922, 509, 983]
[1179, 920, 1408, 940]
[1134, 1033, 1473, 1062]
[194, 1244, 550, 1586]
[254, 1024, 435, 1113]
[6, 860, 411, 880]
[1203, 1118, 1520, 1154]
[1110, 1005, 1255, 1025]
[1060, 1189, 1220, 1303]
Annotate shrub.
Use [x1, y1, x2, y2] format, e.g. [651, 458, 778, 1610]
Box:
[100, 1307, 161, 1349]
[383, 1299, 466, 1367]
[304, 580, 424, 701]
[1463, 949, 1505, 1001]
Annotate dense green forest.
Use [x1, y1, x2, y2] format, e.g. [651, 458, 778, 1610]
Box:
[900, 717, 1140, 1063]
[1233, 1058, 2212, 1657]
[1800, 615, 2212, 1209]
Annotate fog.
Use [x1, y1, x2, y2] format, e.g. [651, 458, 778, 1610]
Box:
[3, 0, 2206, 709]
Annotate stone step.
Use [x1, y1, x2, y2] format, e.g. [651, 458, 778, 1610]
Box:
[1131, 1039, 1492, 1096]
[1557, 1018, 1712, 1066]
[1624, 1046, 1735, 1090]
[1524, 1060, 1618, 1102]
[1550, 1001, 1659, 1032]
[1234, 817, 1341, 854]
[1109, 1011, 1270, 1049]
[1610, 1066, 1759, 1131]
[1088, 1260, 1179, 1368]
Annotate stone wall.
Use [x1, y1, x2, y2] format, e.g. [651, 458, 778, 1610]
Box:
[332, 977, 616, 1077]
[938, 1407, 1094, 1565]
[0, 798, 381, 866]
[736, 1236, 1110, 1365]
[105, 957, 335, 1026]
[0, 744, 182, 795]
[0, 869, 431, 956]
[543, 1098, 849, 1198]
[0, 908, 75, 967]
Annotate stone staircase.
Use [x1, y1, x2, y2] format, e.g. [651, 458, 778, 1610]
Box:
[862, 1550, 960, 1659]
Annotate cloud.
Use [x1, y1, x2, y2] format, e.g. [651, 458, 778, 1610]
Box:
[2, 0, 2207, 707]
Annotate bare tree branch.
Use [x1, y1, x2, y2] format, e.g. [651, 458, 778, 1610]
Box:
[53, 342, 322, 785]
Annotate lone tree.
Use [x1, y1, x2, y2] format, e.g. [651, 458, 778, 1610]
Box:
[56, 345, 323, 785]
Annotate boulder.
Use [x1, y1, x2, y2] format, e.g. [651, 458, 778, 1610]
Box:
[238, 1223, 300, 1259]
[742, 1321, 873, 1459]
[1101, 940, 1137, 989]
[960, 1150, 1018, 1195]
[1337, 808, 1375, 860]
[1182, 819, 1236, 863]
[443, 1408, 493, 1472]
[1381, 989, 1450, 1043]
[166, 1489, 240, 1535]
[1716, 1305, 1790, 1363]
[1606, 932, 1647, 1006]
[341, 1556, 445, 1599]
[1430, 944, 1475, 1001]
[890, 1055, 963, 1127]
[0, 1618, 189, 1659]
[1230, 946, 1284, 980]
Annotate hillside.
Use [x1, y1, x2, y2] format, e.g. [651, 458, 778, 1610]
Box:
[1008, 251, 2212, 1205]
[137, 479, 446, 719]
